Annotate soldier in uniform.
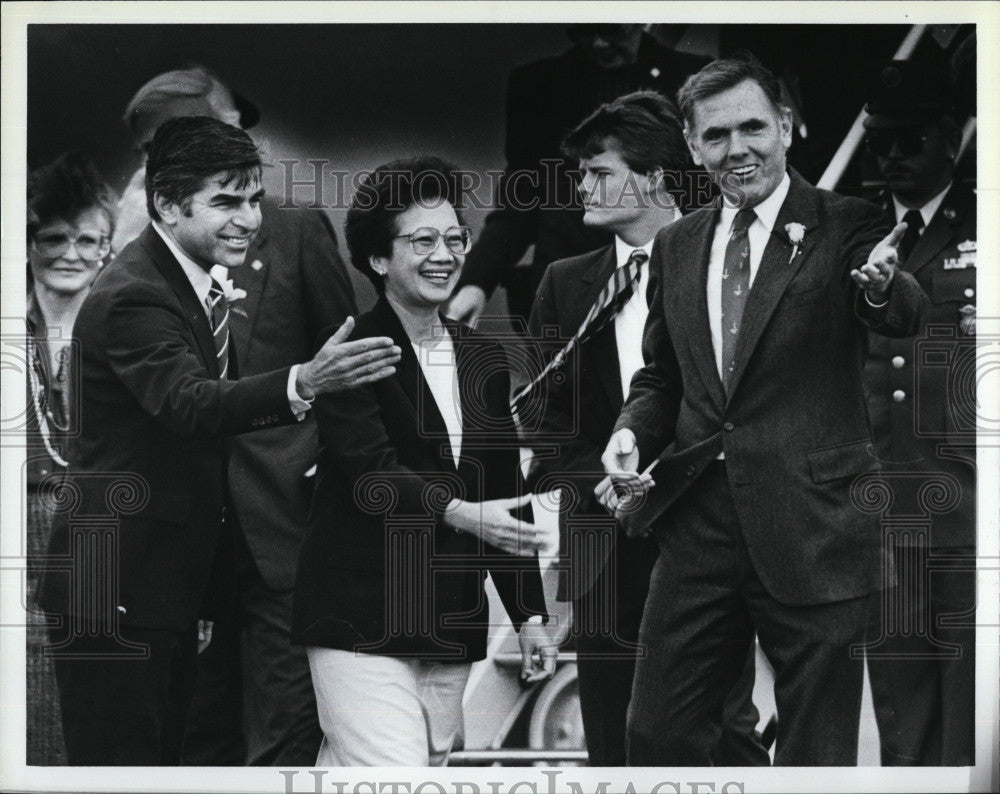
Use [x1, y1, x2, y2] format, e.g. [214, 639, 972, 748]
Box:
[861, 58, 976, 766]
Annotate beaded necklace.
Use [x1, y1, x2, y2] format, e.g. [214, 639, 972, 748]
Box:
[26, 331, 70, 468]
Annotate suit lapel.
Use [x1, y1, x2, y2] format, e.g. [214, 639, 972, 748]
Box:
[726, 172, 817, 397]
[375, 298, 454, 469]
[141, 226, 219, 378]
[905, 188, 967, 276]
[576, 246, 624, 408]
[682, 210, 727, 411]
[229, 212, 272, 355]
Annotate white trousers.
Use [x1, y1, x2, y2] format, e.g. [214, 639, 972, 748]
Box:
[307, 648, 472, 766]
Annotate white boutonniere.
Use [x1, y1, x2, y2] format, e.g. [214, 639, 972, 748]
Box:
[785, 222, 806, 263]
[218, 278, 248, 317]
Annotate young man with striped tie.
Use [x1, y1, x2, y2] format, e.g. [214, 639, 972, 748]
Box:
[37, 115, 401, 765]
[522, 91, 768, 767]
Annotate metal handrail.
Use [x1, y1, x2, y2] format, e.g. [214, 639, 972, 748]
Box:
[449, 749, 590, 765]
[817, 25, 927, 190]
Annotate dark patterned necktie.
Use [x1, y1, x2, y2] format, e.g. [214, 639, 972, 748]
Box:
[721, 208, 756, 392]
[898, 208, 924, 263]
[512, 249, 648, 412]
[207, 280, 230, 379]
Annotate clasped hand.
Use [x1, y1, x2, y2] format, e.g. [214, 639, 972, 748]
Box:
[597, 428, 655, 515]
[444, 493, 548, 556]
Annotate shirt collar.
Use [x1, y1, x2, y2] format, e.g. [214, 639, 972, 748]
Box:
[152, 221, 214, 305]
[892, 183, 952, 228]
[614, 236, 654, 268]
[720, 171, 791, 234]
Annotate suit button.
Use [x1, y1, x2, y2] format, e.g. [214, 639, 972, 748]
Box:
[891, 356, 905, 369]
[964, 288, 974, 299]
[685, 465, 696, 476]
[892, 390, 906, 403]
[723, 422, 735, 432]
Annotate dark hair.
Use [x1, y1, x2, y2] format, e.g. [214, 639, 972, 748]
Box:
[145, 115, 262, 220]
[562, 90, 689, 177]
[677, 52, 784, 126]
[344, 156, 466, 293]
[27, 152, 117, 238]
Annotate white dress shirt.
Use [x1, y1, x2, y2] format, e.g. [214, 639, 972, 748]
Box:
[613, 236, 655, 399]
[706, 173, 791, 379]
[412, 331, 463, 467]
[152, 222, 310, 417]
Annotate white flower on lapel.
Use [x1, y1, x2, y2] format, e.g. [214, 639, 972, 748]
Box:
[785, 222, 806, 263]
[216, 277, 248, 317]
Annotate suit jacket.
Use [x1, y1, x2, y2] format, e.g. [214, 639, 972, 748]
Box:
[37, 225, 297, 632]
[615, 170, 928, 606]
[225, 197, 357, 590]
[864, 187, 976, 548]
[527, 244, 657, 601]
[459, 35, 709, 302]
[292, 298, 546, 661]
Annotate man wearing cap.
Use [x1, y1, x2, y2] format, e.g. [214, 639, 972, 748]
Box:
[861, 58, 976, 766]
[118, 65, 357, 766]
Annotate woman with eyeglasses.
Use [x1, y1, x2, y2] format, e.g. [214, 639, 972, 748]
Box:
[25, 151, 116, 764]
[292, 156, 560, 766]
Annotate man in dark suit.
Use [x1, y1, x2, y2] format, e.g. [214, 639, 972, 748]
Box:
[447, 25, 709, 326]
[860, 59, 976, 766]
[118, 66, 359, 765]
[36, 116, 401, 765]
[600, 55, 928, 766]
[525, 91, 767, 766]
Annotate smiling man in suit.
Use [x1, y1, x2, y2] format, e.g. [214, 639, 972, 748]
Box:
[600, 55, 928, 766]
[117, 66, 361, 766]
[524, 91, 768, 766]
[37, 116, 401, 765]
[861, 58, 977, 766]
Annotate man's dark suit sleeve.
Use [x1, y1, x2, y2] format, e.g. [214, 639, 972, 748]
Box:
[459, 66, 544, 297]
[106, 284, 295, 436]
[526, 264, 602, 480]
[301, 210, 359, 341]
[613, 245, 683, 467]
[840, 199, 928, 337]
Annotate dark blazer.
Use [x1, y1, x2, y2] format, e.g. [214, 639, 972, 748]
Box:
[292, 298, 546, 661]
[37, 225, 297, 632]
[864, 187, 976, 548]
[458, 35, 709, 306]
[615, 170, 928, 606]
[527, 244, 657, 600]
[225, 198, 357, 590]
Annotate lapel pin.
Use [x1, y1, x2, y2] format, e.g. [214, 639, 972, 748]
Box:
[943, 207, 957, 221]
[251, 259, 264, 271]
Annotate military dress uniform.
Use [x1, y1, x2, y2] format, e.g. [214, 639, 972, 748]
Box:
[863, 186, 977, 766]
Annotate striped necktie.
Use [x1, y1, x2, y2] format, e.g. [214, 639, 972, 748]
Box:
[512, 249, 647, 414]
[207, 280, 230, 379]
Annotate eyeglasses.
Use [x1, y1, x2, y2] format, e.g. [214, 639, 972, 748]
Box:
[32, 230, 110, 261]
[394, 226, 472, 255]
[865, 129, 945, 158]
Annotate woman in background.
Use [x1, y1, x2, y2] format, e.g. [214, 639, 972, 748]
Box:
[293, 156, 559, 766]
[25, 152, 116, 765]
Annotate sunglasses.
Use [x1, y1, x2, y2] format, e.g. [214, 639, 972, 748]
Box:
[394, 226, 472, 256]
[865, 129, 945, 158]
